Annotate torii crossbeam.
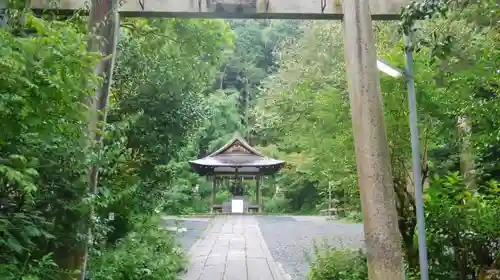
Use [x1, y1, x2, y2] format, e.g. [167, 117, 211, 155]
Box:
[30, 0, 408, 19]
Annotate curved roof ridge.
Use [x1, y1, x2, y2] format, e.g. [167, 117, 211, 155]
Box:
[207, 134, 264, 157]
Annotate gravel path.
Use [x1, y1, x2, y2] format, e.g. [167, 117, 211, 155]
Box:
[256, 216, 364, 280]
[162, 217, 211, 251]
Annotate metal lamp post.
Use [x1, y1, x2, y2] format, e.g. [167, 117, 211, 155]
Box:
[376, 34, 430, 280]
[0, 0, 7, 28]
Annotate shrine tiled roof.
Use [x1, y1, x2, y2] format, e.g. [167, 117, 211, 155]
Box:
[190, 154, 284, 167]
[189, 134, 285, 168]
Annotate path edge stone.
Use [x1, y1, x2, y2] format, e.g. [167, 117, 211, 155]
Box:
[179, 215, 215, 279]
[187, 215, 215, 257]
[255, 217, 288, 280]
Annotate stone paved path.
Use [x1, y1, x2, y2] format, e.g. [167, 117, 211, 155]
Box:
[183, 215, 285, 280]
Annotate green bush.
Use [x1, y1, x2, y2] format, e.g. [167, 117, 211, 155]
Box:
[308, 243, 367, 280]
[0, 253, 62, 280]
[263, 196, 290, 213]
[190, 196, 210, 213]
[89, 217, 186, 280]
[345, 211, 363, 223]
[423, 174, 500, 279]
[0, 14, 101, 278]
[215, 191, 232, 204]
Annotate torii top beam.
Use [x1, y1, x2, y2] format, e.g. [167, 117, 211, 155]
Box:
[30, 0, 410, 20]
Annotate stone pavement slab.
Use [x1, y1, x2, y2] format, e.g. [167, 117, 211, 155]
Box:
[183, 215, 285, 280]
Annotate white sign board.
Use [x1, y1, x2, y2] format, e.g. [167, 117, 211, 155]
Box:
[231, 199, 244, 214]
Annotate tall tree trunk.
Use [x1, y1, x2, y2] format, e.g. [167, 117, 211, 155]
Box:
[457, 115, 475, 187]
[77, 1, 120, 279]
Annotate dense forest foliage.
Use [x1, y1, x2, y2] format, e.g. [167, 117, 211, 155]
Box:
[0, 0, 499, 279]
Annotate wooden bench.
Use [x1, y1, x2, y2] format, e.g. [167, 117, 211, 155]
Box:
[320, 208, 338, 216]
[248, 205, 259, 213]
[212, 204, 223, 213]
[320, 207, 352, 216]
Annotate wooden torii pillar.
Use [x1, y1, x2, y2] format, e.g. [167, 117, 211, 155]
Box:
[342, 1, 405, 279]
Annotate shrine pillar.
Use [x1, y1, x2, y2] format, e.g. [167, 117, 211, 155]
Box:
[211, 175, 217, 213]
[256, 176, 261, 213]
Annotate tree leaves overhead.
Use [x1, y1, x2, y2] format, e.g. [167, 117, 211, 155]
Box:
[251, 0, 499, 211]
[253, 2, 499, 276]
[217, 19, 302, 136]
[252, 21, 358, 213]
[111, 18, 233, 165]
[0, 15, 241, 279]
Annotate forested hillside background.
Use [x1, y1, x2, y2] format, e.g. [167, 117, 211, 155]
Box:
[0, 0, 499, 279]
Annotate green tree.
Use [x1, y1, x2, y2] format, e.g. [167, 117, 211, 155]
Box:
[0, 13, 100, 278]
[253, 22, 357, 213]
[105, 18, 234, 236]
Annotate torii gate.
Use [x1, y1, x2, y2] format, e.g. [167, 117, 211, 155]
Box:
[20, 1, 411, 279]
